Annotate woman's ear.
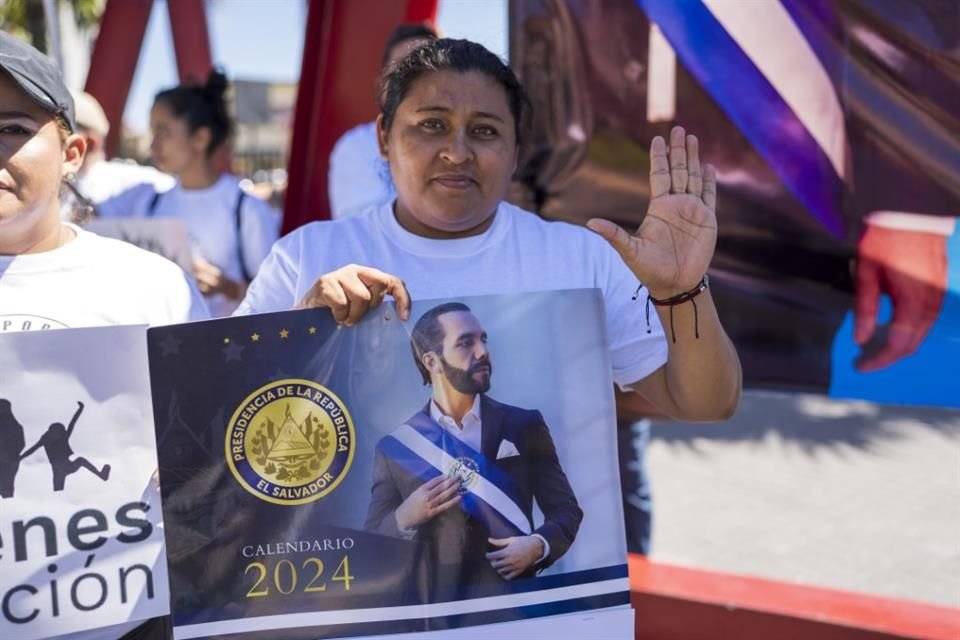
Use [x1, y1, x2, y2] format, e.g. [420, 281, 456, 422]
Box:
[62, 133, 86, 177]
[376, 114, 389, 160]
[192, 126, 213, 155]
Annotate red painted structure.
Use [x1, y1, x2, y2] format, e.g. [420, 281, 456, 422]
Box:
[83, 0, 151, 157]
[629, 555, 960, 640]
[84, 0, 212, 157]
[282, 0, 439, 234]
[166, 0, 213, 84]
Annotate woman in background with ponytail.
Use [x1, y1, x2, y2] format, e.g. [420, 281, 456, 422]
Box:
[99, 70, 280, 316]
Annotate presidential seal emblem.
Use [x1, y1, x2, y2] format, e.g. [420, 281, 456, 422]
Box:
[225, 379, 355, 505]
[447, 457, 480, 495]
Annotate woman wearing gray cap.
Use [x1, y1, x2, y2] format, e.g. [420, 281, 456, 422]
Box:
[0, 31, 208, 334]
[0, 30, 205, 639]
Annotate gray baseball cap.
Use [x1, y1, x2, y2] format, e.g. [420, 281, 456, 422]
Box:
[0, 30, 76, 131]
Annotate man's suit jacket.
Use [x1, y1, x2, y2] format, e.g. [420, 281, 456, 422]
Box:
[364, 395, 583, 598]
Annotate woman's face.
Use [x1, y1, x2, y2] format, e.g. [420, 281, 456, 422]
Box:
[149, 100, 209, 175]
[0, 72, 83, 254]
[379, 70, 518, 238]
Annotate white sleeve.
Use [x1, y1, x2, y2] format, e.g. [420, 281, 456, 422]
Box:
[328, 128, 395, 219]
[239, 196, 282, 280]
[95, 183, 156, 219]
[146, 259, 211, 325]
[183, 275, 212, 321]
[234, 232, 301, 316]
[597, 239, 669, 387]
[328, 132, 353, 219]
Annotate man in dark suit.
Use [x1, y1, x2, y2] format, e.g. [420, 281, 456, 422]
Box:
[365, 302, 582, 596]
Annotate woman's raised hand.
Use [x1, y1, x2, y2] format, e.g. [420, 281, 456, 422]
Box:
[587, 126, 717, 299]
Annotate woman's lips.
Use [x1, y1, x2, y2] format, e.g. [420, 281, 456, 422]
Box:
[432, 174, 476, 189]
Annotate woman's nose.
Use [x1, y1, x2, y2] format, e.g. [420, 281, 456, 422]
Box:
[439, 130, 473, 165]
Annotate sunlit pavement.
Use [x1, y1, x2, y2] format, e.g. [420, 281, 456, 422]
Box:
[646, 390, 960, 608]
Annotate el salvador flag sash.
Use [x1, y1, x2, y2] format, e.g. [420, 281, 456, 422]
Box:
[379, 411, 532, 539]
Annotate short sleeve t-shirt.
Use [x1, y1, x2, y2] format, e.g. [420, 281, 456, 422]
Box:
[237, 202, 667, 386]
[98, 174, 282, 316]
[0, 225, 208, 333]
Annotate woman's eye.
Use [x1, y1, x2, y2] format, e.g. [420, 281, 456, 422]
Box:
[473, 125, 498, 137]
[419, 119, 445, 131]
[0, 124, 30, 136]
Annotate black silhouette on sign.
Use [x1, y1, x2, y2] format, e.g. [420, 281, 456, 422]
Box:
[0, 398, 26, 498]
[20, 401, 111, 492]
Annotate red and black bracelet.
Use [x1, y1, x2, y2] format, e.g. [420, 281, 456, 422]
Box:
[634, 274, 710, 343]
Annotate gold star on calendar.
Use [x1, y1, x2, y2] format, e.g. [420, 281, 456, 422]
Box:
[251, 333, 260, 342]
[279, 329, 290, 339]
[308, 326, 317, 335]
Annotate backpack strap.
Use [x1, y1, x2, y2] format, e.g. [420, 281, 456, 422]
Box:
[147, 190, 162, 216]
[234, 190, 252, 283]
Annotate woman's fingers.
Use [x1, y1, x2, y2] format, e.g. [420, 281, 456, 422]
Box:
[358, 268, 410, 321]
[686, 134, 702, 198]
[297, 265, 409, 324]
[649, 135, 671, 198]
[702, 163, 717, 214]
[669, 126, 688, 194]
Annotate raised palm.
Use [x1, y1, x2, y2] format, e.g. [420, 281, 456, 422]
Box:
[588, 127, 717, 299]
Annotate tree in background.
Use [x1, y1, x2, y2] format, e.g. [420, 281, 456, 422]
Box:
[0, 0, 104, 54]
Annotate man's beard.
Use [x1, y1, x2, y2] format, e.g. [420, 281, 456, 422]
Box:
[440, 357, 492, 395]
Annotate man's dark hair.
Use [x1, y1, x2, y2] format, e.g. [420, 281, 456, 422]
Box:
[378, 38, 531, 145]
[153, 69, 232, 156]
[381, 23, 438, 70]
[410, 302, 472, 385]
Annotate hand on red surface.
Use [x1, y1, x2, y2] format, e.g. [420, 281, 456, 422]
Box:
[587, 126, 717, 299]
[854, 225, 948, 372]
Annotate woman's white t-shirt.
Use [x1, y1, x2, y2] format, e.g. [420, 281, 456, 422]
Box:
[98, 174, 281, 316]
[0, 225, 208, 332]
[236, 201, 668, 387]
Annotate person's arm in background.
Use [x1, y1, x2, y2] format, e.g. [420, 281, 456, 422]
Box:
[854, 212, 954, 372]
[328, 124, 396, 220]
[93, 182, 156, 219]
[193, 193, 282, 302]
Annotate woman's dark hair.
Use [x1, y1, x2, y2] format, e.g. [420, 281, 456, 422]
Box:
[153, 69, 232, 155]
[378, 38, 531, 145]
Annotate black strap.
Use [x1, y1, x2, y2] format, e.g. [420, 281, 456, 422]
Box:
[147, 188, 252, 283]
[234, 190, 252, 283]
[146, 190, 162, 216]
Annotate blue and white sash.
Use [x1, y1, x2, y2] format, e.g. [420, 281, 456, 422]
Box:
[635, 0, 846, 238]
[380, 411, 531, 538]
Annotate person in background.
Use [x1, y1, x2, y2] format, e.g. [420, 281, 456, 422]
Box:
[98, 70, 281, 316]
[0, 29, 207, 640]
[70, 91, 174, 211]
[327, 22, 437, 219]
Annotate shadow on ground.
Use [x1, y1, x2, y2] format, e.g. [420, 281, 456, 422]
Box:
[650, 391, 960, 455]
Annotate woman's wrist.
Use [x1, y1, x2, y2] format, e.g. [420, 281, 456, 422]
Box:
[647, 275, 709, 306]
